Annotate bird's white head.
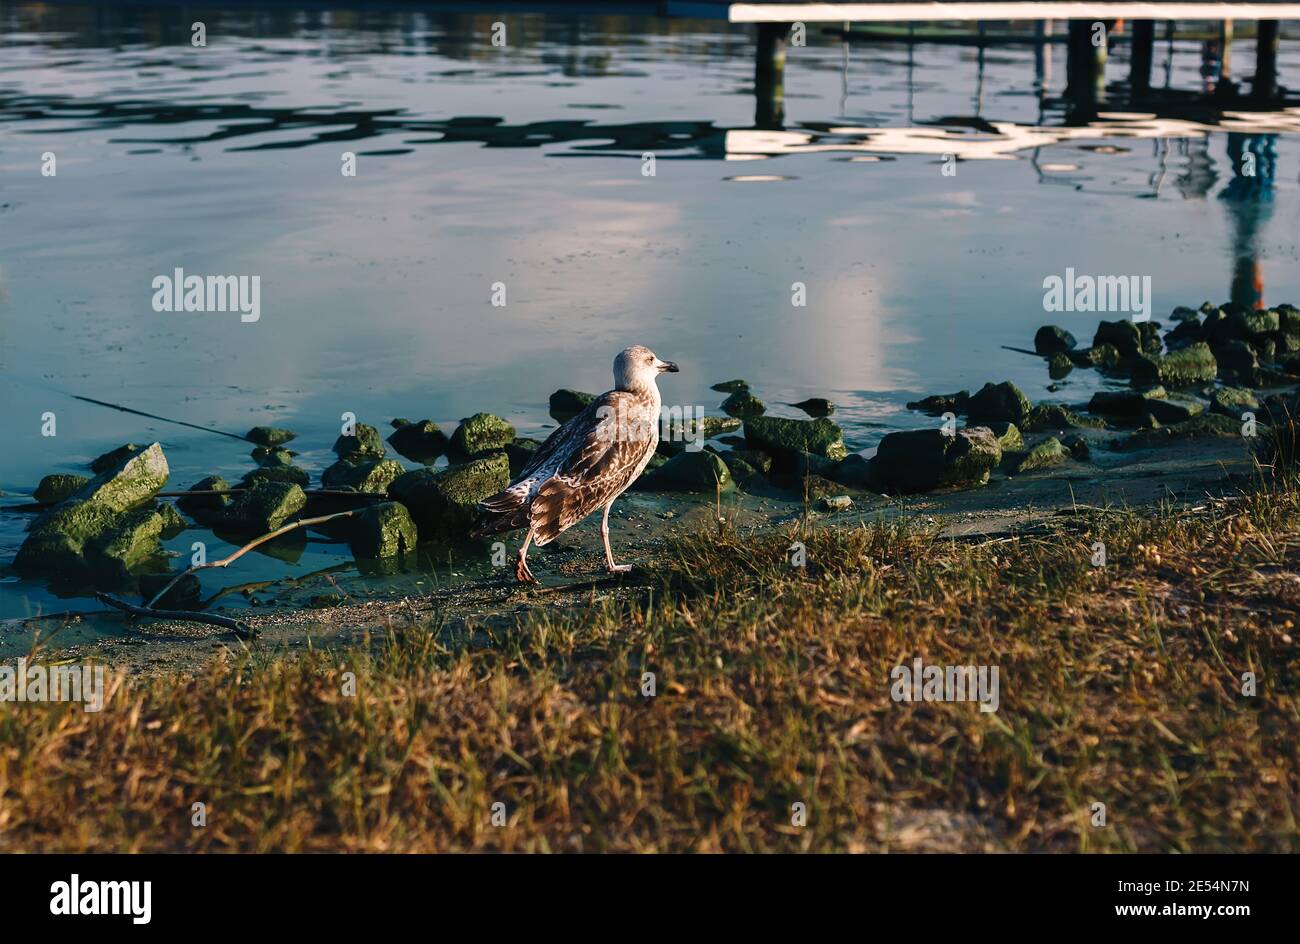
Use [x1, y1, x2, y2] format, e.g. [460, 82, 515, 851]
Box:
[613, 345, 678, 394]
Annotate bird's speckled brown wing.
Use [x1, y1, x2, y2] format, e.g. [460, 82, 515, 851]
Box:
[528, 391, 657, 545]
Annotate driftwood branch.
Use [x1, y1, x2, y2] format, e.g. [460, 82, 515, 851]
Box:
[146, 510, 360, 609]
[156, 489, 386, 499]
[96, 592, 255, 639]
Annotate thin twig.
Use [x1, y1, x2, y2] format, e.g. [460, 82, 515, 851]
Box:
[71, 394, 250, 441]
[96, 593, 255, 639]
[156, 489, 386, 498]
[146, 510, 359, 608]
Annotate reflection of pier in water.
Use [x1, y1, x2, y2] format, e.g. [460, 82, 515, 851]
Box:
[5, 1, 1297, 306]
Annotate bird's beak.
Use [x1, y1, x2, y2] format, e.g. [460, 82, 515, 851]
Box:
[658, 360, 679, 373]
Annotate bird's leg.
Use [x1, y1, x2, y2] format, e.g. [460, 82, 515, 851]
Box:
[515, 529, 537, 583]
[602, 502, 632, 573]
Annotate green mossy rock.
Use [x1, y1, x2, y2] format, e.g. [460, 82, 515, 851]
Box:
[744, 415, 848, 465]
[176, 475, 232, 519]
[333, 423, 386, 461]
[15, 501, 164, 581]
[1034, 325, 1077, 354]
[347, 501, 419, 559]
[33, 474, 90, 505]
[1212, 340, 1259, 385]
[1024, 405, 1104, 431]
[239, 466, 311, 489]
[1130, 342, 1218, 387]
[728, 449, 773, 474]
[986, 422, 1024, 451]
[14, 501, 123, 576]
[1143, 397, 1203, 425]
[645, 451, 734, 493]
[1210, 386, 1260, 417]
[548, 390, 596, 424]
[966, 381, 1032, 425]
[721, 390, 766, 418]
[870, 427, 1002, 493]
[157, 502, 188, 536]
[450, 413, 516, 457]
[710, 379, 749, 393]
[505, 438, 542, 476]
[1114, 413, 1241, 449]
[387, 420, 448, 463]
[251, 446, 297, 468]
[246, 426, 297, 447]
[221, 480, 306, 533]
[71, 442, 170, 513]
[388, 452, 510, 541]
[906, 391, 969, 416]
[1093, 320, 1142, 357]
[321, 458, 406, 493]
[1047, 354, 1073, 379]
[1003, 437, 1069, 475]
[1224, 307, 1279, 340]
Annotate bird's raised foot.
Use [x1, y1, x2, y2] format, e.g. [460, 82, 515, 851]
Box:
[515, 556, 537, 583]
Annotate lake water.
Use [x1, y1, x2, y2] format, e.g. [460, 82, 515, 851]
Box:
[3, 3, 1300, 623]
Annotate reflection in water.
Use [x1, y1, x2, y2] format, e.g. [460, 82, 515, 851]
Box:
[1222, 133, 1278, 309]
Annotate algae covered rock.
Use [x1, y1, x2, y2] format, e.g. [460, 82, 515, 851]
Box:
[71, 442, 170, 513]
[870, 427, 1001, 493]
[347, 502, 419, 559]
[239, 465, 311, 489]
[1024, 405, 1104, 431]
[176, 475, 232, 519]
[1034, 325, 1077, 354]
[1131, 342, 1217, 387]
[549, 390, 596, 424]
[1093, 320, 1142, 357]
[505, 438, 541, 476]
[246, 426, 297, 447]
[389, 452, 510, 541]
[251, 446, 297, 468]
[1114, 413, 1241, 449]
[33, 474, 90, 505]
[450, 413, 516, 457]
[711, 379, 749, 393]
[722, 390, 766, 418]
[1003, 437, 1069, 475]
[1210, 386, 1260, 417]
[387, 419, 448, 463]
[14, 501, 125, 577]
[1047, 354, 1073, 379]
[644, 451, 733, 493]
[333, 423, 386, 461]
[986, 422, 1024, 451]
[14, 501, 164, 581]
[321, 458, 406, 493]
[744, 415, 847, 465]
[1213, 340, 1259, 385]
[966, 381, 1032, 425]
[906, 390, 969, 416]
[221, 480, 305, 533]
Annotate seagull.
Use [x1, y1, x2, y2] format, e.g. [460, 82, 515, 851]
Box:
[477, 345, 678, 582]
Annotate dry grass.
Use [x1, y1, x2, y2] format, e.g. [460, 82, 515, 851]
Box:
[1, 483, 1297, 852]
